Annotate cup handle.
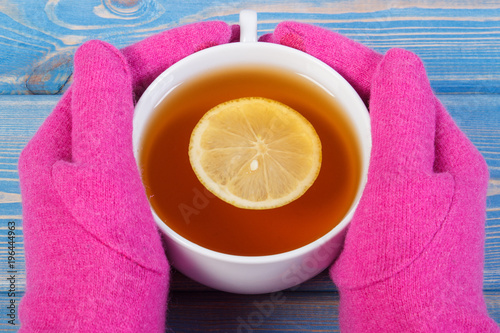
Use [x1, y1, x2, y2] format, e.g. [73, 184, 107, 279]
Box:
[239, 10, 258, 43]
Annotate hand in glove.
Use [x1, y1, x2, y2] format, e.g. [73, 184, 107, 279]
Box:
[262, 22, 499, 332]
[18, 22, 233, 332]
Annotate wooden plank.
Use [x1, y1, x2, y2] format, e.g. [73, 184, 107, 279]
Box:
[1, 290, 499, 331]
[167, 291, 340, 332]
[0, 292, 22, 331]
[166, 290, 500, 332]
[0, 1, 499, 94]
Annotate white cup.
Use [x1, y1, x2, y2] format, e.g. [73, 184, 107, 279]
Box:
[133, 10, 371, 294]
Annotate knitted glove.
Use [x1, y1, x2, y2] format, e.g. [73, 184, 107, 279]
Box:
[262, 22, 499, 332]
[18, 22, 232, 332]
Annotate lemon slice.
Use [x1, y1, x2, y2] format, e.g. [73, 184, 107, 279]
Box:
[189, 97, 322, 209]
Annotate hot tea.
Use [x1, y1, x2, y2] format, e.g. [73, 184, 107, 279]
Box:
[138, 65, 361, 256]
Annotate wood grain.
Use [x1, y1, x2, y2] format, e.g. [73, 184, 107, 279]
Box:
[0, 1, 499, 94]
[3, 289, 499, 332]
[165, 290, 500, 332]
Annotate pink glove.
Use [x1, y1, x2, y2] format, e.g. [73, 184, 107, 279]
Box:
[18, 22, 232, 332]
[262, 23, 499, 332]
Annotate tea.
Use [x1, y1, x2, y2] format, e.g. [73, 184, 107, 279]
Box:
[138, 65, 361, 256]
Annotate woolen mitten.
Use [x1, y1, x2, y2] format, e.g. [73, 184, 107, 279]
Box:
[18, 21, 232, 332]
[263, 22, 499, 332]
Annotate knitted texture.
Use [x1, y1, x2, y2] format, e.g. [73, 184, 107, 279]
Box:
[259, 22, 382, 102]
[18, 22, 232, 332]
[121, 21, 238, 98]
[263, 22, 499, 332]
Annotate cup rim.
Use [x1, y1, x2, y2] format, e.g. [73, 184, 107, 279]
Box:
[133, 41, 371, 265]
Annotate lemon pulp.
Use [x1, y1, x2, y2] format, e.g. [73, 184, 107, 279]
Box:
[188, 97, 322, 210]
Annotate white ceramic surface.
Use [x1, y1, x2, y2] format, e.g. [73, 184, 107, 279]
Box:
[133, 10, 371, 294]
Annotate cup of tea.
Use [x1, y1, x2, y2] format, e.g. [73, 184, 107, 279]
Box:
[132, 10, 371, 294]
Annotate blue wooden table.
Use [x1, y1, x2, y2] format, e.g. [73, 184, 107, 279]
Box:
[1, 1, 499, 331]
